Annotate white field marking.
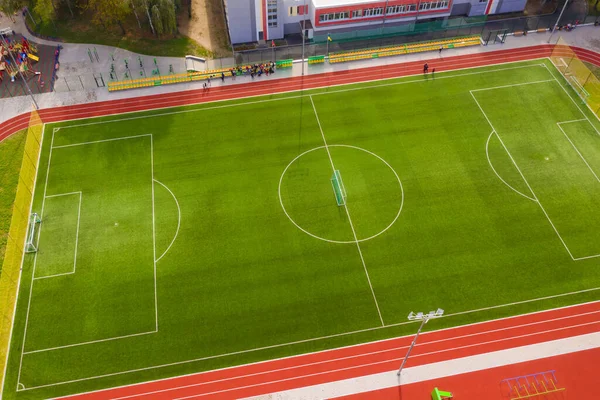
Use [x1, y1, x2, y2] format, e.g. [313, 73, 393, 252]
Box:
[22, 331, 157, 355]
[485, 131, 536, 202]
[0, 123, 46, 397]
[171, 320, 600, 400]
[98, 309, 600, 400]
[51, 133, 152, 149]
[154, 179, 181, 263]
[277, 145, 404, 244]
[556, 121, 600, 183]
[310, 95, 385, 327]
[16, 130, 55, 389]
[17, 135, 158, 369]
[469, 79, 555, 92]
[573, 254, 600, 261]
[44, 191, 81, 198]
[11, 63, 582, 389]
[150, 136, 159, 331]
[558, 57, 569, 68]
[544, 60, 600, 128]
[45, 57, 548, 127]
[16, 383, 24, 391]
[33, 191, 82, 280]
[44, 295, 600, 394]
[470, 88, 578, 261]
[54, 63, 548, 132]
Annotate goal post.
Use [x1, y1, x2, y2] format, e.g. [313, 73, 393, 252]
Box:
[550, 37, 600, 115]
[331, 170, 347, 206]
[25, 213, 41, 253]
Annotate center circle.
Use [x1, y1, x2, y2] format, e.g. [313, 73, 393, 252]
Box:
[278, 144, 404, 244]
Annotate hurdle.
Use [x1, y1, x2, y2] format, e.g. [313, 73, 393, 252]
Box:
[501, 370, 565, 399]
[431, 387, 453, 399]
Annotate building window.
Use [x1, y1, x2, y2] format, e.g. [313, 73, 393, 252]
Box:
[418, 0, 449, 10]
[267, 0, 277, 27]
[352, 9, 362, 17]
[318, 11, 350, 22]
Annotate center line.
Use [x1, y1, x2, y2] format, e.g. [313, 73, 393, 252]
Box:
[310, 95, 385, 326]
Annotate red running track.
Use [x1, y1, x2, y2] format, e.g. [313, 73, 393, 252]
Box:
[334, 346, 598, 399]
[7, 44, 600, 399]
[61, 301, 600, 400]
[1, 44, 599, 144]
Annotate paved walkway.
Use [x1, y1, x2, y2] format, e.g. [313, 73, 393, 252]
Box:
[0, 13, 598, 125]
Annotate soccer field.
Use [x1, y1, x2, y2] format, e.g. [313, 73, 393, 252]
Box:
[4, 59, 600, 399]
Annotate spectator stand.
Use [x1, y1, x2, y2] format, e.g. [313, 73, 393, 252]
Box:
[327, 35, 481, 64]
[108, 60, 291, 92]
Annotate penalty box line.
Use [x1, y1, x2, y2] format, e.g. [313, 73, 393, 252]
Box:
[470, 81, 600, 262]
[18, 133, 159, 383]
[309, 95, 385, 327]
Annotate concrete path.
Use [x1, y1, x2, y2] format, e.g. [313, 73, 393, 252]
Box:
[0, 10, 598, 125]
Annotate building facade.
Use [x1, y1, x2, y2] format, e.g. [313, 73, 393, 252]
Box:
[223, 0, 526, 44]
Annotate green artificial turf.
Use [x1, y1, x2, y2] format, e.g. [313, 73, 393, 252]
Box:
[3, 59, 600, 399]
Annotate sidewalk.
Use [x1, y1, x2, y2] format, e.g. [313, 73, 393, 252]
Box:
[0, 12, 598, 125]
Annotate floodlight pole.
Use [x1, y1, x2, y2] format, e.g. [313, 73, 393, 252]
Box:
[397, 309, 444, 378]
[0, 35, 39, 110]
[301, 0, 307, 76]
[548, 0, 570, 43]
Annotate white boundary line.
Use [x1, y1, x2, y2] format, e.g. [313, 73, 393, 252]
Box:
[33, 191, 82, 280]
[310, 95, 385, 327]
[42, 294, 600, 394]
[54, 64, 548, 132]
[16, 134, 159, 384]
[0, 123, 46, 397]
[103, 309, 600, 400]
[154, 179, 181, 263]
[485, 131, 536, 202]
[16, 129, 55, 389]
[12, 60, 600, 392]
[150, 135, 159, 331]
[470, 81, 600, 262]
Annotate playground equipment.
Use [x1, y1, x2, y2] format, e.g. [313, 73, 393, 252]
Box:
[501, 370, 565, 399]
[431, 388, 453, 400]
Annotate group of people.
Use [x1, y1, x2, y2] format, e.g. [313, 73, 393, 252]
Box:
[201, 62, 277, 90]
[236, 62, 276, 79]
[423, 63, 436, 76]
[557, 21, 579, 32]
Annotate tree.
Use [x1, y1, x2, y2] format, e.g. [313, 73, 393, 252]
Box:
[33, 0, 55, 26]
[144, 0, 155, 35]
[87, 0, 131, 35]
[0, 0, 23, 21]
[130, 0, 142, 28]
[159, 0, 176, 34]
[151, 3, 163, 36]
